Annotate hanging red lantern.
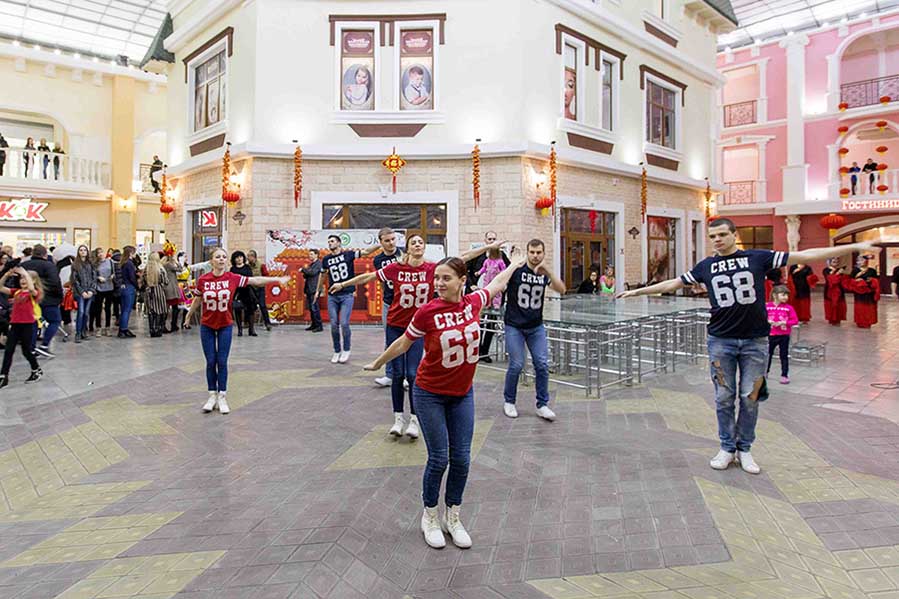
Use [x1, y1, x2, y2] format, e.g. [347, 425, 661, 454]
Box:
[223, 189, 240, 204]
[535, 196, 553, 216]
[820, 213, 846, 237]
[159, 202, 174, 216]
[839, 166, 850, 176]
[877, 120, 889, 132]
[838, 147, 849, 156]
[293, 142, 302, 209]
[837, 125, 849, 135]
[881, 95, 892, 105]
[876, 145, 889, 155]
[839, 187, 851, 198]
[588, 210, 599, 233]
[838, 102, 849, 111]
[877, 163, 888, 171]
[221, 142, 232, 202]
[878, 184, 889, 195]
[548, 141, 558, 217]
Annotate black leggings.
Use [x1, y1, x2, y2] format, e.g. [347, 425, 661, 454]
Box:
[2, 323, 40, 376]
[170, 304, 181, 331]
[90, 290, 115, 329]
[767, 335, 790, 377]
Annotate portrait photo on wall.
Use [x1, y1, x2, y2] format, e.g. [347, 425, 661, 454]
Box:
[564, 67, 577, 120]
[400, 29, 434, 111]
[341, 30, 375, 111]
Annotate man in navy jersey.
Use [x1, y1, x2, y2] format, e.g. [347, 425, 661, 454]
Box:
[372, 228, 403, 386]
[503, 239, 566, 421]
[317, 234, 380, 364]
[620, 218, 877, 474]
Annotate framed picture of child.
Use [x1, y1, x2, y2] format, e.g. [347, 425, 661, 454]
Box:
[399, 29, 434, 111]
[341, 30, 375, 111]
[207, 78, 220, 125]
[194, 84, 207, 131]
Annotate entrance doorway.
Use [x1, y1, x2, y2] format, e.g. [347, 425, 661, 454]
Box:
[647, 215, 677, 284]
[560, 208, 616, 291]
[835, 224, 899, 294]
[190, 207, 222, 262]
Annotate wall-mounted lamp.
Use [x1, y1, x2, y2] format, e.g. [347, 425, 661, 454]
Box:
[530, 166, 548, 191]
[118, 197, 131, 211]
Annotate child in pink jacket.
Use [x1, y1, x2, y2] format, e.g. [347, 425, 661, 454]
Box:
[766, 285, 798, 384]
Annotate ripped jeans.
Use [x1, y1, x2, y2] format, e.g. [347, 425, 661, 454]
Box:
[707, 335, 769, 453]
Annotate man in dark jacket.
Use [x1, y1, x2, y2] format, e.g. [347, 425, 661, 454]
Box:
[301, 249, 323, 332]
[22, 244, 62, 357]
[0, 133, 8, 176]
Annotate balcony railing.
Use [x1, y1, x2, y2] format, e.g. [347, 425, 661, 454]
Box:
[723, 100, 757, 127]
[841, 168, 899, 199]
[0, 148, 110, 188]
[722, 180, 757, 205]
[840, 74, 899, 109]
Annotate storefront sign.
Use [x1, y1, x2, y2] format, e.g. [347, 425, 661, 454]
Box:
[841, 198, 899, 211]
[200, 210, 218, 228]
[0, 198, 48, 222]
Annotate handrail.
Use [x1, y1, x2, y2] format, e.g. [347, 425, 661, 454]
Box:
[0, 148, 110, 188]
[723, 100, 757, 127]
[840, 73, 899, 109]
[722, 180, 756, 205]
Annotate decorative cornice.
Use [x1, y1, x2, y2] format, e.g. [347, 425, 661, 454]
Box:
[164, 0, 243, 55]
[0, 42, 166, 84]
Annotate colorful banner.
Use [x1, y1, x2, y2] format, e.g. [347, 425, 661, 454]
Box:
[265, 229, 406, 324]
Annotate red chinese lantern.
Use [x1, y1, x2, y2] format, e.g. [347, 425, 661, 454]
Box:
[877, 120, 889, 132]
[877, 163, 888, 171]
[223, 189, 240, 204]
[838, 147, 849, 156]
[837, 125, 849, 135]
[881, 95, 892, 105]
[838, 102, 849, 111]
[159, 202, 174, 216]
[820, 213, 846, 237]
[876, 145, 889, 155]
[878, 184, 889, 195]
[839, 187, 851, 198]
[839, 166, 850, 176]
[588, 209, 599, 233]
[535, 196, 553, 216]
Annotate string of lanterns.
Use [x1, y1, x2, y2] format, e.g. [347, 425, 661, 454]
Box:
[293, 141, 302, 209]
[472, 139, 481, 211]
[158, 168, 173, 217]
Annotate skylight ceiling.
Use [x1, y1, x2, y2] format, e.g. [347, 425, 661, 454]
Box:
[0, 0, 166, 62]
[719, 0, 899, 50]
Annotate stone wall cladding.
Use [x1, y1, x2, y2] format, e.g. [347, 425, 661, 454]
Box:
[171, 156, 704, 286]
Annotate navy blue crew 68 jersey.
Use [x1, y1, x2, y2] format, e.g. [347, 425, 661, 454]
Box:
[681, 249, 789, 339]
[504, 265, 549, 329]
[323, 250, 359, 295]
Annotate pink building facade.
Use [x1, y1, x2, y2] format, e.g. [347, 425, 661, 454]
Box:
[716, 12, 899, 291]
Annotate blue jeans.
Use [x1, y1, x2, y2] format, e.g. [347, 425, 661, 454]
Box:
[327, 293, 354, 352]
[119, 285, 136, 331]
[414, 384, 475, 508]
[503, 323, 550, 407]
[382, 302, 394, 378]
[708, 335, 769, 453]
[200, 325, 233, 391]
[36, 304, 61, 349]
[76, 295, 94, 335]
[386, 325, 422, 414]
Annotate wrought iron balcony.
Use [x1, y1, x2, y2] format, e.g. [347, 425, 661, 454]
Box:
[722, 180, 757, 205]
[840, 74, 899, 109]
[723, 100, 757, 127]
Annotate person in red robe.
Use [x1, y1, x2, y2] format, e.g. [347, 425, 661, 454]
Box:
[846, 256, 880, 328]
[765, 267, 783, 304]
[822, 259, 847, 325]
[789, 264, 818, 322]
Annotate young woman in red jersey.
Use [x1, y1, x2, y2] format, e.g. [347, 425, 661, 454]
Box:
[333, 235, 506, 439]
[185, 248, 289, 414]
[364, 253, 525, 550]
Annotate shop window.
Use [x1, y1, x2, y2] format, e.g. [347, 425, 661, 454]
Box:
[736, 226, 773, 250]
[561, 208, 616, 290]
[647, 216, 677, 284]
[190, 47, 227, 133]
[340, 29, 376, 111]
[191, 208, 222, 262]
[646, 80, 678, 149]
[399, 28, 434, 111]
[324, 203, 447, 254]
[74, 228, 92, 249]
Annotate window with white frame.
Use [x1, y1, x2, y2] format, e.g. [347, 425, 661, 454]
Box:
[191, 48, 226, 133]
[646, 80, 677, 149]
[340, 29, 376, 111]
[563, 43, 578, 121]
[399, 28, 435, 111]
[600, 57, 620, 131]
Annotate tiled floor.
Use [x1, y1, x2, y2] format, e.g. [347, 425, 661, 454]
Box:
[0, 298, 896, 598]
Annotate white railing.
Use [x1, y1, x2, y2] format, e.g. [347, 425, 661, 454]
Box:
[0, 148, 110, 188]
[840, 168, 899, 199]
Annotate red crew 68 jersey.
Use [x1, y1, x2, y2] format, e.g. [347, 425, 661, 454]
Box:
[197, 271, 248, 329]
[378, 261, 437, 328]
[406, 289, 489, 396]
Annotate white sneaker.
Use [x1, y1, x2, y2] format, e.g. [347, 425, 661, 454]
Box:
[536, 405, 556, 421]
[442, 505, 472, 549]
[405, 415, 420, 439]
[736, 451, 761, 475]
[331, 353, 340, 364]
[503, 403, 518, 418]
[217, 393, 230, 415]
[202, 392, 217, 413]
[375, 376, 391, 387]
[338, 351, 351, 363]
[421, 507, 446, 549]
[389, 413, 405, 437]
[710, 450, 735, 470]
[403, 379, 409, 390]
